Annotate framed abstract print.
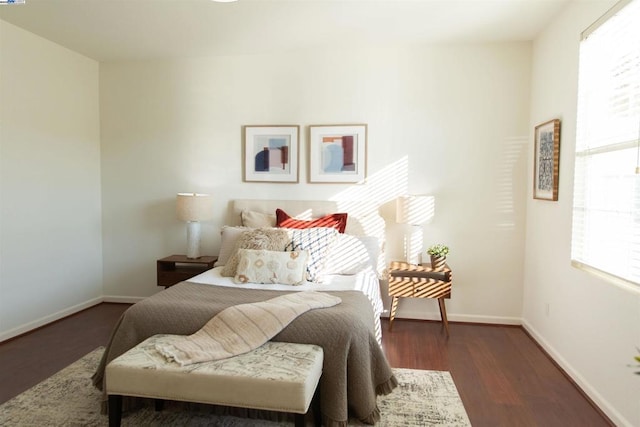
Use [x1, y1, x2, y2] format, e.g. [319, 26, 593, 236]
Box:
[243, 125, 299, 183]
[309, 124, 367, 183]
[533, 119, 561, 201]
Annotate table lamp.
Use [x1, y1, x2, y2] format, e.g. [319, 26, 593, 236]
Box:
[176, 193, 214, 259]
[396, 195, 435, 264]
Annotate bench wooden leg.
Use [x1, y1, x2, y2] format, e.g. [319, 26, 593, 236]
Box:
[108, 395, 122, 427]
[294, 413, 305, 427]
[312, 385, 322, 427]
[296, 384, 321, 427]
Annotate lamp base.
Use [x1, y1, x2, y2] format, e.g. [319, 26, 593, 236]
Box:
[186, 221, 201, 259]
[403, 224, 424, 265]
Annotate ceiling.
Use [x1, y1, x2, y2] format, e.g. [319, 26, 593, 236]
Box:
[0, 0, 570, 62]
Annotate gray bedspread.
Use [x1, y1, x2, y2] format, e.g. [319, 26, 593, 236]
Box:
[92, 282, 397, 426]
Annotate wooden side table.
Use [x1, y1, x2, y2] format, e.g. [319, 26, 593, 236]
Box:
[387, 260, 453, 335]
[157, 255, 217, 288]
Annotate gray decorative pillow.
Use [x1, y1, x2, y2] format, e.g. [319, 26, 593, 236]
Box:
[221, 228, 291, 277]
[215, 226, 248, 267]
[234, 249, 309, 285]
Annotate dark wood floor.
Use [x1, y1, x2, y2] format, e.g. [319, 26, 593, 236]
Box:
[0, 303, 613, 426]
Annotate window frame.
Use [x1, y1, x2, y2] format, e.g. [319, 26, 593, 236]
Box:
[570, 0, 640, 289]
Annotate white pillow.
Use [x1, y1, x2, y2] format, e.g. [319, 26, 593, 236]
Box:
[323, 234, 380, 275]
[283, 227, 338, 283]
[240, 210, 276, 228]
[215, 226, 248, 267]
[234, 249, 309, 285]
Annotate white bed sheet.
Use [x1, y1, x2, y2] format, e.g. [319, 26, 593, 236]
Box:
[188, 266, 384, 343]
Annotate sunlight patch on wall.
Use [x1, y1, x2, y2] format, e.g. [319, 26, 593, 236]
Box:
[330, 156, 410, 272]
[332, 155, 409, 223]
[495, 136, 526, 232]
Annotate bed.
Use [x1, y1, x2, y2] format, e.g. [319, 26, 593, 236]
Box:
[92, 199, 396, 426]
[188, 264, 384, 344]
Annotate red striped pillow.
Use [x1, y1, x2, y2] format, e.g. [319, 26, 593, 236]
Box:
[275, 208, 348, 233]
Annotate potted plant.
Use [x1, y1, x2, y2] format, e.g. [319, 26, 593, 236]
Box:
[427, 243, 449, 271]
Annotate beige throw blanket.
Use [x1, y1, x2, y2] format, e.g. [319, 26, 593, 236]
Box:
[156, 291, 341, 365]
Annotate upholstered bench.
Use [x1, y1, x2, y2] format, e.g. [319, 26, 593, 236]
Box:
[105, 334, 323, 427]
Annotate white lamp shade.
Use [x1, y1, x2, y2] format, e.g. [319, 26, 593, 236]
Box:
[396, 195, 435, 225]
[176, 193, 214, 222]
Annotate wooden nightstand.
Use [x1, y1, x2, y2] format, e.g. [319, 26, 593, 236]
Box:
[387, 260, 453, 335]
[157, 255, 217, 288]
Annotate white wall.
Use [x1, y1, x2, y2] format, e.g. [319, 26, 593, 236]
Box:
[100, 43, 531, 324]
[2, 4, 636, 423]
[524, 1, 640, 426]
[0, 21, 102, 340]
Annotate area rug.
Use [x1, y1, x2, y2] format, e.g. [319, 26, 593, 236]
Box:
[0, 348, 471, 426]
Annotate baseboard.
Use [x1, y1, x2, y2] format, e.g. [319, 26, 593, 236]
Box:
[103, 295, 146, 304]
[0, 295, 144, 343]
[0, 297, 103, 342]
[381, 309, 522, 325]
[522, 320, 628, 427]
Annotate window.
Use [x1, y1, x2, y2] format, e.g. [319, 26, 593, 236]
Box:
[571, 0, 640, 286]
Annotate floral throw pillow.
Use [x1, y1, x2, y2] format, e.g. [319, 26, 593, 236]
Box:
[234, 249, 309, 286]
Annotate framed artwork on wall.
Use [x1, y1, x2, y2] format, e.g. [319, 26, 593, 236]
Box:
[533, 119, 561, 201]
[309, 124, 367, 183]
[243, 125, 299, 183]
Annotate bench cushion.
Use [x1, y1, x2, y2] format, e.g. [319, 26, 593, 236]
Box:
[105, 334, 323, 414]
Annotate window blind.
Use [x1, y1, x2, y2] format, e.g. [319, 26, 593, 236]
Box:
[571, 0, 640, 285]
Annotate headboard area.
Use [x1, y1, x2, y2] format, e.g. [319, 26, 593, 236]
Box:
[226, 199, 387, 274]
[228, 199, 385, 240]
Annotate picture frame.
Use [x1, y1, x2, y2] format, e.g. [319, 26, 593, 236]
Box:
[309, 124, 367, 183]
[533, 119, 561, 201]
[243, 125, 299, 183]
